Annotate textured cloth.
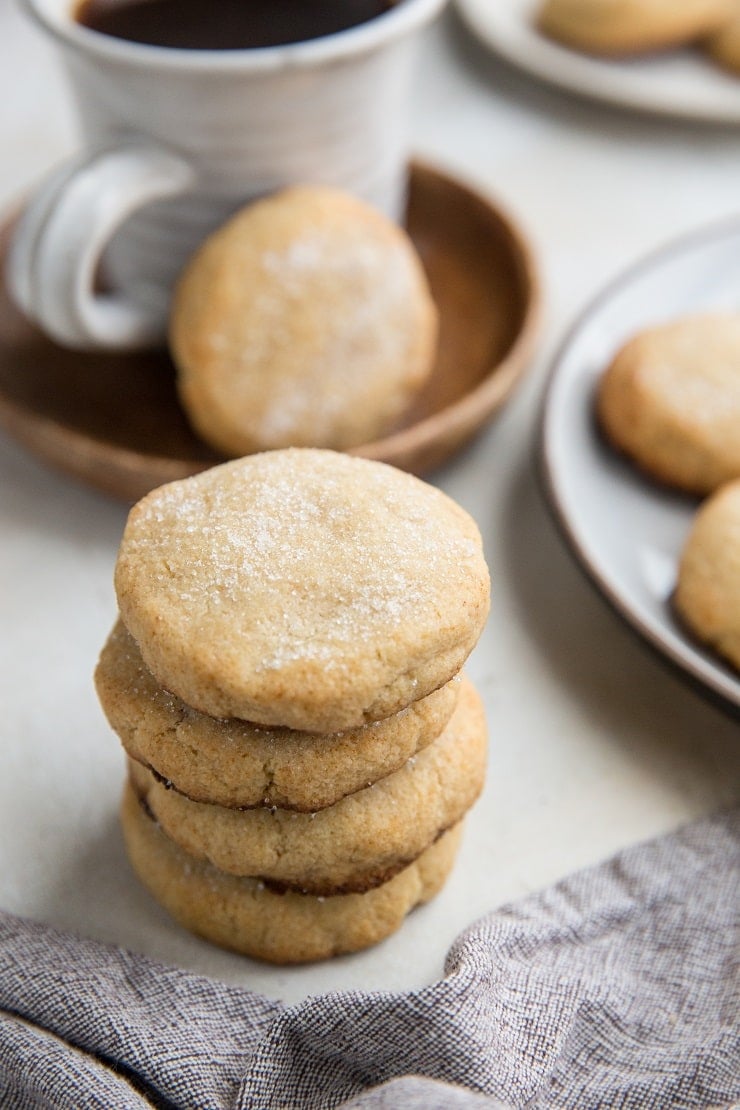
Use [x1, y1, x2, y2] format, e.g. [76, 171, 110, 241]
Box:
[0, 809, 738, 1110]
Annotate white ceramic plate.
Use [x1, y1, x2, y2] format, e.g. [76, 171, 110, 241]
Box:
[541, 218, 740, 714]
[455, 0, 740, 124]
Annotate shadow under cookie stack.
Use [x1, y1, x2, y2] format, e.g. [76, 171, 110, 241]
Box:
[96, 448, 490, 964]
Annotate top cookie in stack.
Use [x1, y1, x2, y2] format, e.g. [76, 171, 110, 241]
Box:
[100, 448, 490, 962]
[113, 448, 489, 733]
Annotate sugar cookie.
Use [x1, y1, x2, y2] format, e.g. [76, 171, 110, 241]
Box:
[596, 314, 740, 495]
[122, 784, 462, 964]
[170, 185, 437, 456]
[114, 449, 490, 731]
[537, 0, 734, 55]
[127, 676, 486, 895]
[96, 620, 461, 812]
[674, 479, 740, 673]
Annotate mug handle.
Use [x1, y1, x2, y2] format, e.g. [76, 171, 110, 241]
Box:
[7, 142, 195, 350]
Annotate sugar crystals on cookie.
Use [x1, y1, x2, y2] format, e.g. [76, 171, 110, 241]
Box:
[170, 186, 438, 457]
[114, 448, 490, 730]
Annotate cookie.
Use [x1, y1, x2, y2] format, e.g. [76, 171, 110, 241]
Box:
[596, 314, 740, 495]
[126, 676, 486, 895]
[114, 449, 490, 731]
[170, 185, 437, 456]
[537, 0, 734, 55]
[122, 783, 462, 964]
[705, 11, 740, 73]
[96, 620, 461, 812]
[673, 479, 740, 673]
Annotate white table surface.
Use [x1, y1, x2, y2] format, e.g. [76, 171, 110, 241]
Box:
[1, 1, 738, 1007]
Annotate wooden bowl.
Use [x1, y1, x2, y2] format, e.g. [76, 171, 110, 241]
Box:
[0, 162, 540, 501]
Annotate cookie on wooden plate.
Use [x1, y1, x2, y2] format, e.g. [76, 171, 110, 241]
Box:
[596, 314, 740, 495]
[170, 185, 437, 456]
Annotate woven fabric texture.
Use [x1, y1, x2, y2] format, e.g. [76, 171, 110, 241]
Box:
[0, 809, 737, 1110]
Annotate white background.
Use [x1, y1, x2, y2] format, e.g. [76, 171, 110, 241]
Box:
[0, 0, 738, 1004]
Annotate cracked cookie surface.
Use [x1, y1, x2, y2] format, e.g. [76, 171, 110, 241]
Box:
[96, 620, 461, 811]
[121, 783, 463, 964]
[127, 676, 486, 895]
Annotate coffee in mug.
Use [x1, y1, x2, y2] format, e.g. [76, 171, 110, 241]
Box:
[74, 0, 397, 49]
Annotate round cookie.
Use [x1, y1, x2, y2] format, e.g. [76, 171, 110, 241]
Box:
[122, 784, 463, 964]
[96, 620, 461, 812]
[673, 480, 740, 674]
[536, 0, 734, 55]
[127, 676, 486, 895]
[596, 314, 740, 495]
[114, 449, 491, 731]
[170, 185, 437, 456]
[705, 12, 740, 74]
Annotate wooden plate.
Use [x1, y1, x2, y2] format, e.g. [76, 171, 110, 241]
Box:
[0, 162, 540, 501]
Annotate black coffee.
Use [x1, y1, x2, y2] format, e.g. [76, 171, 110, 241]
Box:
[74, 0, 396, 49]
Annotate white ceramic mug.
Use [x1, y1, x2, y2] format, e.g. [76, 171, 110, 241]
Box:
[8, 0, 446, 350]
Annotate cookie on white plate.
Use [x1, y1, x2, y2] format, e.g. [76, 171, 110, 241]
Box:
[674, 479, 740, 674]
[537, 0, 735, 55]
[597, 314, 740, 495]
[704, 7, 740, 74]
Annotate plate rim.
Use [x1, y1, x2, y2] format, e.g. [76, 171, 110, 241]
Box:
[355, 158, 543, 467]
[454, 0, 740, 125]
[539, 214, 740, 717]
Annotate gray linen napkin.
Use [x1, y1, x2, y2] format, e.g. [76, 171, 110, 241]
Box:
[0, 808, 738, 1110]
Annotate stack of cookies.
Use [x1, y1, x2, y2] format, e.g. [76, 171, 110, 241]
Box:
[96, 448, 490, 963]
